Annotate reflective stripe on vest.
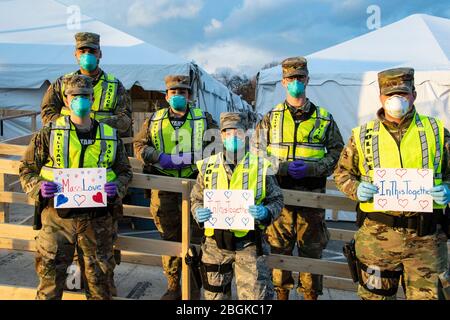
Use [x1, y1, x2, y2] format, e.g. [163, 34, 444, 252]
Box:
[353, 113, 445, 212]
[150, 107, 207, 178]
[40, 116, 118, 182]
[196, 152, 270, 238]
[267, 103, 331, 161]
[61, 72, 118, 121]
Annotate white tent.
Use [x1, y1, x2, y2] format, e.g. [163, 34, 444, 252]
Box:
[256, 14, 450, 141]
[0, 0, 251, 140]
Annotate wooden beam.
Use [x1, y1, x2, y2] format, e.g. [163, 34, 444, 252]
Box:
[0, 134, 33, 145]
[181, 181, 191, 300]
[123, 204, 151, 219]
[0, 174, 9, 223]
[130, 173, 190, 193]
[0, 159, 20, 174]
[328, 228, 355, 242]
[0, 191, 34, 205]
[283, 189, 356, 211]
[115, 235, 181, 257]
[0, 144, 27, 157]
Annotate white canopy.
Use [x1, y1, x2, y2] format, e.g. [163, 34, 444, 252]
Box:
[256, 14, 450, 141]
[0, 0, 250, 139]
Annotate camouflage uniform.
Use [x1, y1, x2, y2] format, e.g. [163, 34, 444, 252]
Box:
[253, 57, 344, 299]
[133, 75, 218, 299]
[191, 112, 284, 300]
[19, 75, 132, 300]
[334, 68, 450, 300]
[40, 32, 132, 135]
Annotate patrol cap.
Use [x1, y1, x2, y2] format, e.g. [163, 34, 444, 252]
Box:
[63, 74, 93, 96]
[220, 112, 247, 131]
[164, 75, 191, 90]
[282, 56, 309, 78]
[378, 67, 415, 95]
[75, 32, 100, 50]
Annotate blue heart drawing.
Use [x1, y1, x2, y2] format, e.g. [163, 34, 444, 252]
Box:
[242, 192, 250, 200]
[224, 191, 232, 199]
[205, 191, 214, 200]
[56, 194, 69, 207]
[241, 217, 249, 226]
[208, 217, 217, 226]
[225, 217, 234, 226]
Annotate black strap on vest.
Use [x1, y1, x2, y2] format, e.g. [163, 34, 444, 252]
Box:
[357, 260, 403, 297]
[199, 262, 233, 294]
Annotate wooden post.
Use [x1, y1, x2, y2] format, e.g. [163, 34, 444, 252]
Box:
[31, 114, 37, 133]
[0, 173, 10, 223]
[181, 180, 191, 300]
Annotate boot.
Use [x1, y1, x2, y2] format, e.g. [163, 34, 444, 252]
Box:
[275, 288, 289, 300]
[303, 291, 318, 300]
[160, 276, 181, 300]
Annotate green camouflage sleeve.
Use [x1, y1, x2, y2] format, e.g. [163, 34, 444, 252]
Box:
[304, 116, 344, 178]
[442, 127, 450, 185]
[98, 80, 132, 135]
[262, 171, 284, 226]
[333, 135, 361, 201]
[111, 138, 132, 199]
[190, 170, 205, 226]
[40, 78, 64, 126]
[19, 127, 52, 200]
[133, 116, 161, 164]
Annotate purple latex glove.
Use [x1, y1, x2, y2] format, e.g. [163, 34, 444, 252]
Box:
[288, 160, 308, 179]
[40, 181, 59, 198]
[158, 153, 177, 169]
[104, 182, 117, 198]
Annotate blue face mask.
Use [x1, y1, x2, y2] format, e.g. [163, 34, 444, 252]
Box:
[287, 80, 305, 98]
[223, 136, 244, 152]
[70, 96, 92, 118]
[169, 95, 187, 111]
[79, 53, 98, 72]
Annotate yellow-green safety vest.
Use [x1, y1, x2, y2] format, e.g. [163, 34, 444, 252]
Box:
[353, 112, 445, 212]
[61, 72, 119, 121]
[40, 116, 118, 182]
[150, 107, 206, 178]
[267, 103, 331, 161]
[196, 152, 271, 238]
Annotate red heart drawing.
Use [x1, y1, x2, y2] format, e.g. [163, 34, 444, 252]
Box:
[398, 199, 408, 208]
[395, 169, 407, 178]
[417, 169, 429, 178]
[92, 192, 104, 204]
[377, 199, 387, 208]
[419, 200, 429, 210]
[376, 169, 386, 178]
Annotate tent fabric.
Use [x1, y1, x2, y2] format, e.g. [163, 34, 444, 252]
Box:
[0, 0, 251, 140]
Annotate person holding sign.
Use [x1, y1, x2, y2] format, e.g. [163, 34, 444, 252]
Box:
[19, 74, 132, 300]
[133, 75, 218, 300]
[334, 67, 450, 300]
[190, 112, 284, 300]
[253, 56, 345, 300]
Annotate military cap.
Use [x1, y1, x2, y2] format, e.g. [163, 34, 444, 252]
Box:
[164, 75, 191, 90]
[282, 56, 309, 78]
[75, 32, 100, 50]
[63, 74, 93, 95]
[378, 67, 415, 95]
[220, 112, 247, 131]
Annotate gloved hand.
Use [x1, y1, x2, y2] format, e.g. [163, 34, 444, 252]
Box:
[104, 182, 118, 198]
[158, 153, 177, 169]
[357, 182, 378, 202]
[195, 207, 212, 223]
[287, 160, 308, 179]
[40, 181, 59, 198]
[248, 205, 269, 221]
[429, 185, 450, 206]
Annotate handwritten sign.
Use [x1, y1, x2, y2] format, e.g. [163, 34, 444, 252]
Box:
[203, 189, 254, 230]
[52, 168, 107, 209]
[373, 168, 433, 212]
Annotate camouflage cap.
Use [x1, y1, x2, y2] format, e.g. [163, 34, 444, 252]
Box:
[282, 56, 309, 78]
[220, 112, 247, 131]
[378, 67, 415, 95]
[75, 32, 100, 49]
[63, 74, 93, 95]
[165, 75, 191, 90]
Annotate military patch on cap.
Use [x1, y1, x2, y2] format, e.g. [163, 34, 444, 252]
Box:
[75, 32, 100, 49]
[282, 56, 309, 78]
[220, 112, 247, 131]
[63, 74, 93, 96]
[164, 75, 191, 90]
[378, 67, 415, 95]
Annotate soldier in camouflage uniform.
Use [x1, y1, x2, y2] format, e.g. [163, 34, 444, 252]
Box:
[191, 112, 284, 300]
[253, 57, 344, 300]
[19, 74, 132, 300]
[133, 75, 218, 300]
[40, 32, 132, 135]
[334, 67, 450, 300]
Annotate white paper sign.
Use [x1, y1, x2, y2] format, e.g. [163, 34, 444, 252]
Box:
[203, 189, 255, 230]
[373, 168, 433, 212]
[52, 168, 107, 209]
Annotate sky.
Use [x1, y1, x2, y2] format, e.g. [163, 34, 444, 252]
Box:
[59, 0, 450, 76]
